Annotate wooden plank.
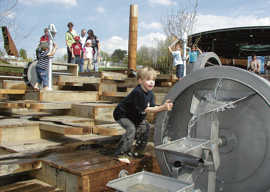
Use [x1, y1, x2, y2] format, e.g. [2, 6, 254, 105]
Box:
[30, 102, 73, 110]
[0, 179, 63, 192]
[99, 80, 117, 95]
[102, 91, 128, 97]
[1, 138, 62, 153]
[0, 120, 40, 144]
[71, 103, 117, 122]
[39, 122, 85, 135]
[25, 90, 98, 102]
[117, 78, 137, 88]
[0, 101, 22, 109]
[54, 75, 101, 85]
[153, 87, 171, 93]
[160, 81, 172, 87]
[0, 159, 41, 177]
[0, 119, 39, 129]
[40, 116, 93, 124]
[93, 123, 125, 136]
[35, 163, 79, 192]
[101, 71, 127, 81]
[1, 80, 26, 90]
[53, 62, 78, 76]
[0, 89, 25, 94]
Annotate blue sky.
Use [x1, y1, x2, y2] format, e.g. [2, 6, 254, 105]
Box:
[2, 0, 270, 58]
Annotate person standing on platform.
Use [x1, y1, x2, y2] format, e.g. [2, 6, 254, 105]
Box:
[80, 29, 87, 72]
[86, 29, 100, 72]
[71, 36, 83, 71]
[169, 40, 185, 80]
[65, 22, 77, 63]
[34, 41, 57, 91]
[188, 45, 202, 64]
[83, 40, 93, 72]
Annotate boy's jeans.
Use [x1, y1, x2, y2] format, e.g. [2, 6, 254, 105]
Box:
[36, 67, 48, 87]
[116, 118, 150, 154]
[73, 55, 83, 72]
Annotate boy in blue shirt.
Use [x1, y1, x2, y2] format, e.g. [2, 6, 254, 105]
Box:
[113, 67, 173, 157]
[188, 45, 202, 64]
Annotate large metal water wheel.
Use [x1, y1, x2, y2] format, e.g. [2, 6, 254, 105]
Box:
[24, 60, 38, 88]
[154, 66, 270, 192]
[186, 52, 222, 75]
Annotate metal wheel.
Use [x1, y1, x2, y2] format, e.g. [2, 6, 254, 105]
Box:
[186, 52, 222, 75]
[23, 60, 38, 89]
[154, 66, 270, 192]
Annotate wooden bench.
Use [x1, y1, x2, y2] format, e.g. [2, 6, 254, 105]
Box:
[52, 62, 78, 76]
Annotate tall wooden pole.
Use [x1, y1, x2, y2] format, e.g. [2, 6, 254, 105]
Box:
[128, 4, 138, 72]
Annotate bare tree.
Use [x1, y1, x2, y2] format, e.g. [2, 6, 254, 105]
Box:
[163, 0, 198, 41]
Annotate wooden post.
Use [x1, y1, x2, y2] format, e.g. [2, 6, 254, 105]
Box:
[128, 4, 138, 72]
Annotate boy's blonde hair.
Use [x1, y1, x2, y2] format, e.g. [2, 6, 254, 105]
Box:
[137, 67, 157, 80]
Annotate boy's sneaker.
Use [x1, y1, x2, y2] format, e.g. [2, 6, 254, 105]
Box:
[127, 151, 144, 158]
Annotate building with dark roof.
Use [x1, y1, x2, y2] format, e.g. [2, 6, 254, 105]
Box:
[189, 26, 270, 59]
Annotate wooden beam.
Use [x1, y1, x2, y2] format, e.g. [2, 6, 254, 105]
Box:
[30, 102, 73, 110]
[25, 90, 98, 102]
[0, 89, 25, 94]
[102, 91, 128, 97]
[0, 179, 63, 192]
[71, 103, 117, 123]
[40, 122, 85, 135]
[0, 80, 26, 90]
[93, 123, 125, 136]
[53, 62, 78, 76]
[101, 71, 127, 81]
[54, 75, 101, 85]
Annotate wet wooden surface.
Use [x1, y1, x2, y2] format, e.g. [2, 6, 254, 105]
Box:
[38, 145, 161, 192]
[0, 179, 63, 192]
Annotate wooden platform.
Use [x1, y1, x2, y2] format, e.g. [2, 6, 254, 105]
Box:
[25, 91, 98, 102]
[35, 149, 161, 192]
[70, 102, 117, 123]
[0, 119, 40, 144]
[0, 80, 26, 90]
[0, 179, 63, 192]
[54, 75, 101, 86]
[53, 62, 78, 76]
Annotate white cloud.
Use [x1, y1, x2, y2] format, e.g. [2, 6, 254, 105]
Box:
[96, 6, 105, 14]
[102, 36, 128, 54]
[148, 0, 176, 6]
[54, 47, 67, 58]
[0, 11, 16, 19]
[6, 11, 16, 19]
[138, 32, 166, 48]
[19, 0, 77, 7]
[194, 14, 270, 34]
[102, 32, 167, 54]
[140, 22, 163, 30]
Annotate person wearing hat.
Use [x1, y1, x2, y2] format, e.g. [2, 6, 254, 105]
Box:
[83, 40, 93, 72]
[71, 36, 83, 70]
[40, 28, 49, 42]
[65, 22, 77, 63]
[34, 41, 57, 91]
